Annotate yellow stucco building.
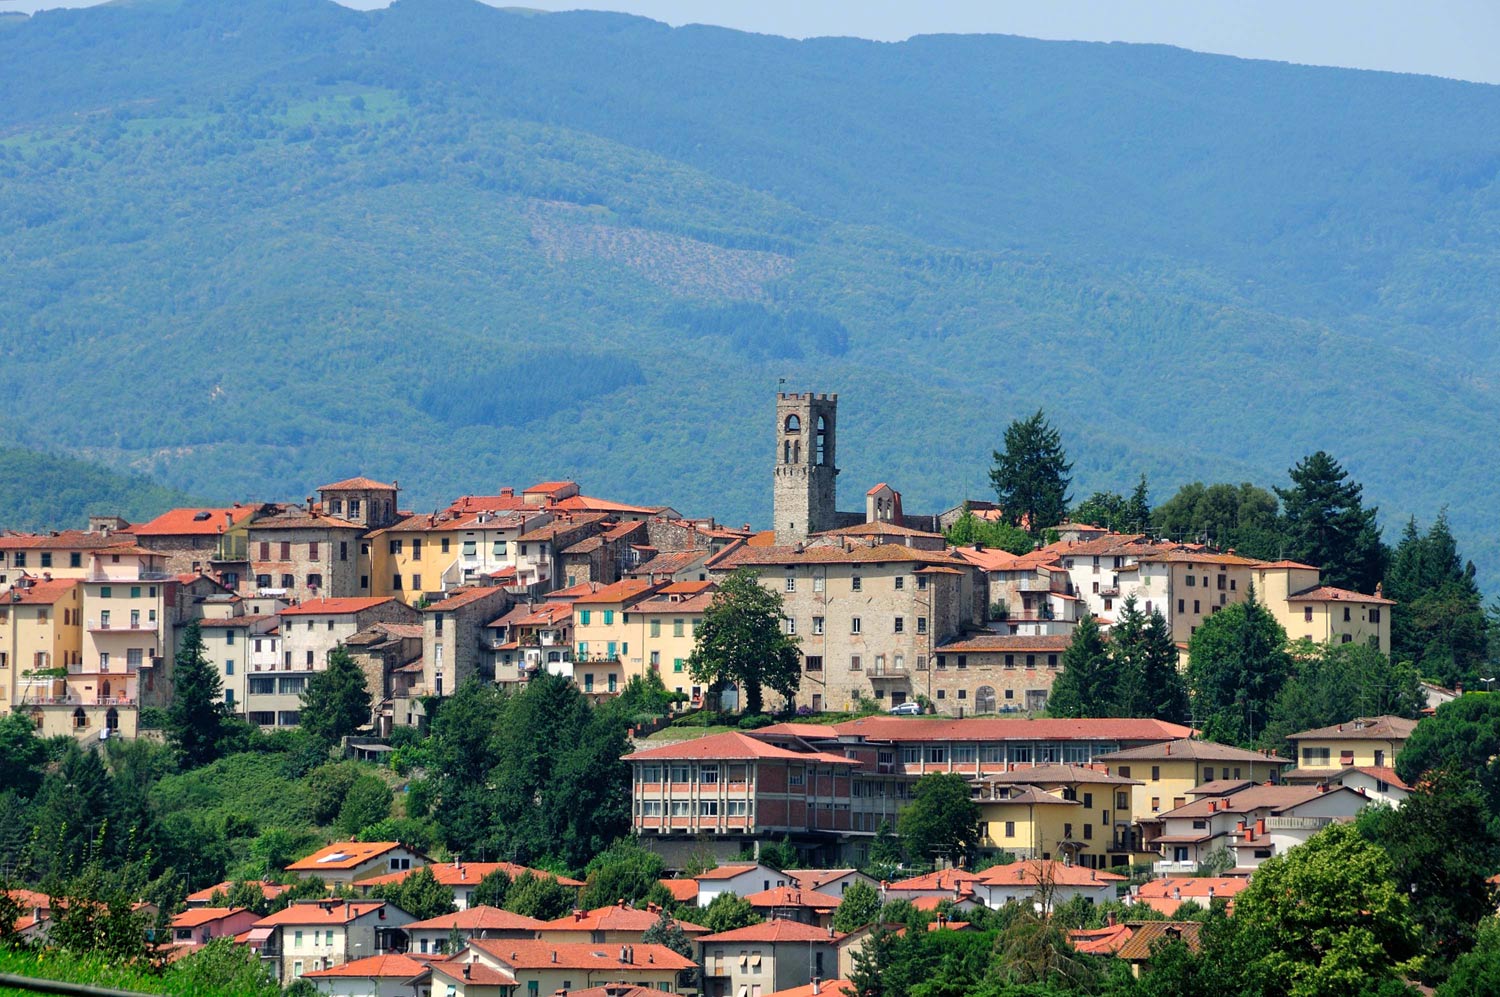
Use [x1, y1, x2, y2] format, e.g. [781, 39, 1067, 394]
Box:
[0, 578, 83, 711]
[1251, 562, 1393, 653]
[1285, 715, 1417, 771]
[1097, 738, 1288, 820]
[976, 763, 1145, 868]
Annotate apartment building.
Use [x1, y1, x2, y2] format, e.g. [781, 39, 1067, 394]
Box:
[710, 542, 983, 713]
[1284, 715, 1417, 772]
[976, 764, 1145, 868]
[635, 582, 716, 706]
[0, 577, 82, 713]
[370, 504, 555, 607]
[252, 900, 416, 983]
[571, 579, 662, 697]
[131, 505, 259, 584]
[1252, 562, 1393, 651]
[0, 527, 135, 586]
[455, 939, 693, 996]
[954, 547, 1080, 637]
[927, 633, 1070, 715]
[1096, 738, 1288, 820]
[487, 601, 574, 687]
[193, 596, 281, 714]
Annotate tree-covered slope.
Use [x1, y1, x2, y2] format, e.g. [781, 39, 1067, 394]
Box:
[0, 445, 199, 531]
[1, 0, 1498, 583]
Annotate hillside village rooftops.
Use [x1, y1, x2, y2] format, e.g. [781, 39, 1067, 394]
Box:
[361, 861, 582, 889]
[517, 514, 610, 542]
[572, 579, 662, 605]
[170, 906, 249, 928]
[253, 901, 390, 926]
[0, 530, 138, 551]
[3, 578, 79, 604]
[131, 506, 258, 536]
[279, 597, 397, 617]
[976, 859, 1127, 887]
[985, 786, 1081, 806]
[716, 543, 970, 568]
[405, 906, 547, 932]
[1097, 738, 1283, 763]
[697, 918, 843, 944]
[424, 587, 504, 612]
[1115, 921, 1203, 960]
[884, 869, 982, 893]
[302, 953, 428, 980]
[981, 764, 1142, 786]
[552, 494, 668, 515]
[1132, 550, 1265, 566]
[658, 879, 699, 902]
[285, 840, 408, 871]
[786, 869, 860, 892]
[694, 864, 764, 882]
[624, 732, 856, 765]
[467, 939, 696, 970]
[813, 521, 944, 539]
[1283, 766, 1411, 790]
[318, 476, 397, 492]
[743, 886, 843, 910]
[1286, 715, 1418, 741]
[539, 904, 707, 934]
[1286, 585, 1396, 605]
[248, 510, 361, 531]
[523, 481, 579, 498]
[629, 550, 711, 577]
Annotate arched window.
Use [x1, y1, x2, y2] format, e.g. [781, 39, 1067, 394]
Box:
[784, 440, 792, 464]
[106, 707, 119, 730]
[785, 414, 801, 433]
[975, 686, 997, 714]
[816, 416, 828, 465]
[101, 680, 112, 701]
[72, 708, 87, 729]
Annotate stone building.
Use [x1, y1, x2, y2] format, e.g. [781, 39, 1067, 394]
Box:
[773, 392, 840, 544]
[131, 505, 259, 586]
[245, 504, 366, 602]
[343, 622, 424, 737]
[421, 586, 514, 700]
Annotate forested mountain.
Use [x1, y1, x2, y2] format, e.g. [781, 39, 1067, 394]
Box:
[3, 0, 1499, 584]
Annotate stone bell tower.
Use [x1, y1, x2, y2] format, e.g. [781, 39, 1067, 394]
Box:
[773, 391, 839, 545]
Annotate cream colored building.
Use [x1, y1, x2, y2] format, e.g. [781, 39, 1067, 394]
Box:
[1284, 715, 1417, 771]
[634, 582, 716, 706]
[976, 764, 1144, 868]
[1097, 738, 1288, 823]
[0, 577, 83, 712]
[1251, 562, 1393, 652]
[461, 939, 694, 997]
[572, 579, 663, 696]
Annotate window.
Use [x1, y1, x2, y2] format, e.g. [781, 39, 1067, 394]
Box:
[305, 651, 315, 667]
[100, 586, 111, 598]
[894, 617, 904, 633]
[1186, 574, 1195, 587]
[850, 655, 862, 671]
[785, 576, 797, 592]
[805, 655, 823, 672]
[1193, 600, 1200, 614]
[649, 619, 661, 638]
[784, 617, 796, 635]
[917, 575, 928, 591]
[813, 575, 825, 593]
[1083, 792, 1093, 808]
[917, 617, 927, 635]
[673, 658, 684, 673]
[958, 655, 968, 669]
[1177, 599, 1185, 613]
[392, 574, 403, 590]
[411, 574, 421, 591]
[895, 576, 905, 590]
[307, 573, 322, 590]
[579, 610, 592, 625]
[851, 617, 862, 634]
[812, 616, 824, 635]
[851, 577, 862, 591]
[225, 659, 235, 675]
[1302, 747, 1331, 766]
[1304, 606, 1314, 622]
[1151, 765, 1160, 780]
[789, 766, 804, 786]
[673, 618, 685, 637]
[70, 552, 81, 568]
[1004, 821, 1015, 838]
[1370, 608, 1381, 623]
[40, 552, 52, 568]
[280, 542, 291, 560]
[603, 610, 614, 625]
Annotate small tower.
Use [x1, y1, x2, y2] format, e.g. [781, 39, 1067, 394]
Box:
[774, 391, 839, 545]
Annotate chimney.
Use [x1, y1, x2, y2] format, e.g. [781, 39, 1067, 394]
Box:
[344, 902, 352, 920]
[573, 909, 584, 922]
[1106, 912, 1116, 927]
[551, 951, 558, 963]
[1207, 886, 1215, 898]
[813, 980, 822, 995]
[1172, 887, 1181, 900]
[1255, 818, 1266, 836]
[464, 965, 472, 980]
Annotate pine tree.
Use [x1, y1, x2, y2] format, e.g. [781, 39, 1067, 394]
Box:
[1126, 474, 1152, 534]
[847, 920, 899, 997]
[1139, 609, 1190, 723]
[1107, 596, 1151, 717]
[988, 409, 1072, 536]
[1385, 511, 1488, 686]
[1186, 587, 1291, 744]
[1275, 451, 1385, 592]
[1047, 615, 1112, 718]
[299, 645, 372, 746]
[165, 621, 227, 769]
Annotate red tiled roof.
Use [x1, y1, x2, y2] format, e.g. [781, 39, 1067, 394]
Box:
[253, 901, 388, 926]
[424, 587, 506, 612]
[1158, 784, 1326, 819]
[975, 860, 1126, 887]
[698, 918, 842, 944]
[1254, 560, 1319, 571]
[1115, 921, 1202, 960]
[0, 530, 137, 551]
[427, 959, 518, 987]
[982, 764, 1140, 786]
[572, 579, 662, 606]
[716, 543, 969, 568]
[523, 481, 578, 496]
[767, 981, 854, 997]
[279, 598, 397, 618]
[185, 881, 289, 905]
[884, 869, 982, 893]
[170, 907, 249, 928]
[658, 879, 698, 902]
[303, 953, 427, 979]
[552, 495, 660, 515]
[1286, 585, 1395, 605]
[361, 861, 582, 889]
[786, 870, 860, 892]
[694, 864, 764, 882]
[744, 886, 842, 910]
[935, 634, 1071, 653]
[132, 506, 258, 537]
[3, 578, 79, 605]
[1068, 922, 1134, 955]
[405, 906, 546, 932]
[285, 841, 406, 871]
[624, 732, 856, 766]
[568, 986, 679, 997]
[538, 905, 707, 934]
[468, 939, 695, 970]
[318, 477, 397, 492]
[1286, 716, 1417, 741]
[814, 522, 942, 539]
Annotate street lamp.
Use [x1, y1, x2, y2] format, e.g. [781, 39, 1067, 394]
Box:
[1482, 677, 1495, 693]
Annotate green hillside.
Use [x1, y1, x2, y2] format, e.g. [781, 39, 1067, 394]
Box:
[1, 0, 1498, 584]
[0, 445, 199, 531]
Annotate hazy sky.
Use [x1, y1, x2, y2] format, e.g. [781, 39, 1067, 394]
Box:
[5, 0, 1499, 85]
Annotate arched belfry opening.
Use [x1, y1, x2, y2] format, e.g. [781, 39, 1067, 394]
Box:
[774, 390, 839, 544]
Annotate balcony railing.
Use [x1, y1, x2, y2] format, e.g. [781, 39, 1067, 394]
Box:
[86, 570, 174, 583]
[869, 663, 909, 677]
[1153, 860, 1200, 875]
[88, 619, 159, 633]
[1266, 816, 1334, 831]
[69, 661, 140, 674]
[1014, 578, 1054, 593]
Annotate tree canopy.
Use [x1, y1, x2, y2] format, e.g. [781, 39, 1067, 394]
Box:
[988, 410, 1072, 536]
[1276, 451, 1385, 594]
[1186, 589, 1292, 744]
[897, 773, 981, 866]
[299, 645, 373, 746]
[687, 567, 801, 715]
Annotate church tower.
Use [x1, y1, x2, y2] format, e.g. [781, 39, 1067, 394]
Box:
[774, 391, 839, 545]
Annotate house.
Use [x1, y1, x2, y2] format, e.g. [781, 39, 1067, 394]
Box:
[968, 860, 1126, 912]
[342, 621, 424, 736]
[1115, 921, 1202, 976]
[976, 764, 1144, 868]
[421, 586, 514, 702]
[131, 505, 260, 584]
[406, 956, 519, 997]
[742, 887, 842, 928]
[571, 579, 663, 698]
[360, 860, 581, 910]
[1253, 562, 1393, 653]
[536, 902, 708, 944]
[404, 907, 546, 956]
[1095, 738, 1288, 824]
[301, 952, 432, 997]
[879, 869, 982, 904]
[6, 889, 53, 943]
[185, 880, 289, 907]
[244, 502, 368, 603]
[487, 601, 575, 688]
[264, 598, 419, 729]
[699, 919, 842, 997]
[250, 899, 417, 983]
[633, 582, 717, 706]
[1129, 878, 1246, 916]
[0, 576, 82, 716]
[286, 841, 426, 887]
[1282, 765, 1411, 807]
[927, 633, 1071, 715]
[1285, 716, 1419, 772]
[169, 907, 260, 950]
[191, 599, 281, 718]
[694, 864, 794, 905]
[784, 870, 878, 900]
[657, 879, 700, 906]
[457, 939, 694, 996]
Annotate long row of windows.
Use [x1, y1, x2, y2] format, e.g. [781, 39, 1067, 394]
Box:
[784, 574, 928, 593]
[256, 541, 348, 562]
[1, 551, 84, 569]
[638, 800, 749, 817]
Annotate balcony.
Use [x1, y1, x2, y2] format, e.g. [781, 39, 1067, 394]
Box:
[88, 619, 159, 634]
[1098, 586, 1121, 598]
[1014, 578, 1054, 593]
[869, 663, 909, 678]
[1152, 860, 1200, 876]
[1266, 816, 1334, 831]
[211, 537, 249, 563]
[68, 661, 140, 675]
[86, 570, 174, 583]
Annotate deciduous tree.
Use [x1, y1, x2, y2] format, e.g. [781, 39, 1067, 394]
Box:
[698, 891, 761, 933]
[688, 568, 801, 715]
[897, 773, 980, 866]
[833, 880, 882, 933]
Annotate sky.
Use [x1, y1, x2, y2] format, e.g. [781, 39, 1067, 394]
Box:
[3, 0, 1499, 86]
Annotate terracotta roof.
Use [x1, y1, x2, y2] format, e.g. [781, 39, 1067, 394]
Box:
[717, 543, 969, 568]
[635, 591, 716, 614]
[377, 622, 424, 640]
[935, 634, 1071, 653]
[517, 514, 609, 542]
[303, 953, 427, 979]
[975, 860, 1126, 887]
[552, 495, 660, 515]
[1157, 784, 1326, 819]
[132, 507, 258, 537]
[1133, 878, 1245, 916]
[1254, 561, 1319, 571]
[425, 587, 506, 612]
[698, 918, 843, 944]
[446, 493, 531, 514]
[548, 581, 605, 600]
[813, 522, 943, 539]
[828, 717, 1195, 743]
[1286, 716, 1417, 741]
[568, 986, 680, 997]
[0, 530, 137, 551]
[426, 959, 518, 987]
[629, 550, 712, 577]
[1284, 766, 1411, 791]
[2, 578, 79, 605]
[981, 764, 1141, 786]
[573, 579, 662, 606]
[1286, 585, 1395, 606]
[1068, 922, 1134, 955]
[171, 907, 249, 928]
[468, 939, 695, 970]
[523, 481, 578, 496]
[786, 870, 860, 892]
[658, 879, 699, 902]
[884, 869, 982, 893]
[1189, 779, 1259, 796]
[1133, 550, 1264, 566]
[249, 510, 361, 531]
[981, 786, 1081, 806]
[319, 477, 397, 492]
[539, 905, 707, 934]
[185, 880, 289, 905]
[361, 861, 582, 889]
[1037, 535, 1153, 557]
[279, 598, 397, 618]
[1097, 739, 1283, 763]
[253, 901, 388, 926]
[285, 841, 407, 871]
[743, 886, 842, 910]
[625, 732, 856, 766]
[405, 906, 547, 932]
[1115, 921, 1202, 960]
[694, 864, 765, 881]
[767, 981, 854, 997]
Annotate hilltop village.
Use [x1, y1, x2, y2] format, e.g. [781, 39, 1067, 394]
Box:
[0, 392, 1493, 997]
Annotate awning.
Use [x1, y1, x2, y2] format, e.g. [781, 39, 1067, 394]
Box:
[246, 927, 274, 946]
